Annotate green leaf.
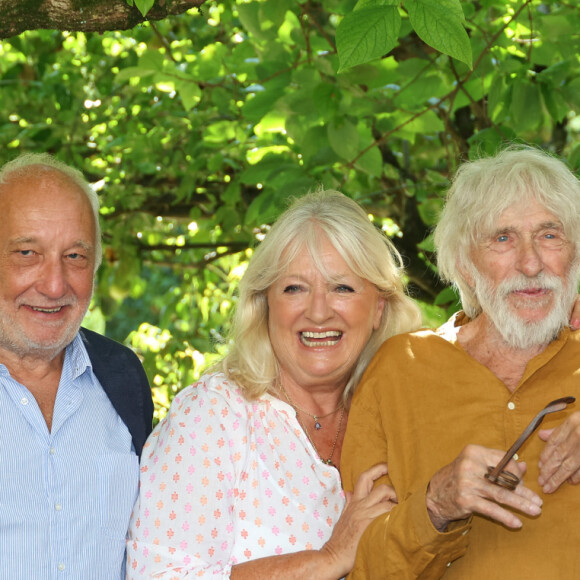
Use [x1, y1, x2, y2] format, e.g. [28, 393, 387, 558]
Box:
[540, 84, 568, 124]
[134, 0, 155, 17]
[299, 125, 339, 165]
[116, 49, 164, 82]
[327, 118, 359, 160]
[487, 74, 506, 122]
[336, 6, 401, 72]
[434, 286, 459, 307]
[562, 78, 580, 110]
[417, 198, 443, 226]
[240, 158, 296, 185]
[355, 0, 399, 7]
[238, 2, 280, 42]
[242, 86, 286, 123]
[177, 81, 202, 112]
[568, 145, 580, 173]
[511, 80, 542, 131]
[467, 127, 517, 158]
[355, 145, 382, 176]
[406, 0, 472, 68]
[115, 66, 155, 82]
[244, 191, 279, 227]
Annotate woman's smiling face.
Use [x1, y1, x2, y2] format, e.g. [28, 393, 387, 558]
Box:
[266, 237, 385, 394]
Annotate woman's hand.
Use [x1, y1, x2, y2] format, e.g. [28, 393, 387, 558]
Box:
[320, 463, 397, 578]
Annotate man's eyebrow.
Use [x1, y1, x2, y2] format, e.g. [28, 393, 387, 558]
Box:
[489, 221, 564, 236]
[484, 226, 514, 238]
[9, 236, 35, 244]
[8, 237, 94, 251]
[68, 241, 93, 251]
[538, 221, 564, 230]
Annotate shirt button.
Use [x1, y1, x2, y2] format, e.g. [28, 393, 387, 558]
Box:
[58, 563, 65, 571]
[20, 397, 28, 405]
[49, 447, 56, 455]
[507, 402, 516, 410]
[55, 503, 62, 511]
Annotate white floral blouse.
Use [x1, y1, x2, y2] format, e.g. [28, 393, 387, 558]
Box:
[127, 372, 345, 579]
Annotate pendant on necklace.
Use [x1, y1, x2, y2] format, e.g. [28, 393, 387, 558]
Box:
[314, 417, 321, 430]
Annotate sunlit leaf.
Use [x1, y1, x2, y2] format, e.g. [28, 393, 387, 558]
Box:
[406, 0, 472, 68]
[336, 6, 401, 72]
[135, 0, 155, 17]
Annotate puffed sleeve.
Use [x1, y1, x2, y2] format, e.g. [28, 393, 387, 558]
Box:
[127, 374, 247, 579]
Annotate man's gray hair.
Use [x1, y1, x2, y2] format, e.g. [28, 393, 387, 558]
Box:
[434, 146, 580, 317]
[0, 153, 102, 270]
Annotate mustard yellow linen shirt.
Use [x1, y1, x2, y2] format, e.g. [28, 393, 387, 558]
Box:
[341, 314, 580, 579]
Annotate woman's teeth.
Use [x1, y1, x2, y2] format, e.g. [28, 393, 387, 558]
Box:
[300, 330, 342, 347]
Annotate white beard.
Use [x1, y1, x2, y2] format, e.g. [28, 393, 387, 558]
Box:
[472, 266, 580, 350]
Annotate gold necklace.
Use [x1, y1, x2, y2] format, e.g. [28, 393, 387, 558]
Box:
[299, 406, 345, 467]
[279, 384, 344, 430]
[279, 384, 346, 467]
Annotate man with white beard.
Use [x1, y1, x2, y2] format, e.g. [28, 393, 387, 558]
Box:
[342, 147, 580, 579]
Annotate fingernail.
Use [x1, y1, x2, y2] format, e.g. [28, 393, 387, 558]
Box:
[530, 503, 542, 515]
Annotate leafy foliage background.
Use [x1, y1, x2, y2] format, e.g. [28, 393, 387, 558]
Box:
[1, 0, 579, 418]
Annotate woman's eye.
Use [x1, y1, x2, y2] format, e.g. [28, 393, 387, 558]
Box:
[283, 285, 301, 293]
[496, 235, 509, 243]
[335, 284, 355, 293]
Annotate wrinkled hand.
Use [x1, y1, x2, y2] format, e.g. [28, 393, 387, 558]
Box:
[425, 444, 543, 532]
[538, 411, 580, 493]
[321, 463, 396, 578]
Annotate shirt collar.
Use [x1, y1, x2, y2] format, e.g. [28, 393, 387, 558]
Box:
[63, 333, 93, 381]
[0, 333, 92, 379]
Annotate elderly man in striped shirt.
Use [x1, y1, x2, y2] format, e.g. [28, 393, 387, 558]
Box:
[0, 153, 153, 579]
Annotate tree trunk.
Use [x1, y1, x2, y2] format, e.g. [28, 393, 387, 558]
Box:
[0, 0, 208, 39]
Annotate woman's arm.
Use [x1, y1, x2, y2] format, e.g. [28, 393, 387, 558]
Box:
[231, 464, 396, 580]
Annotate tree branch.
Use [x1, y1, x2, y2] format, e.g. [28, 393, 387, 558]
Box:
[0, 0, 208, 39]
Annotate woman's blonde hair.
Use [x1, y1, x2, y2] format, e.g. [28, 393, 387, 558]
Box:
[221, 189, 422, 401]
[434, 146, 580, 317]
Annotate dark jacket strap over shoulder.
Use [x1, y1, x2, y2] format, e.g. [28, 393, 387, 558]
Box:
[79, 327, 153, 457]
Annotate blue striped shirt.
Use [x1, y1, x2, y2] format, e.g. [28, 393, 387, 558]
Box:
[0, 334, 139, 579]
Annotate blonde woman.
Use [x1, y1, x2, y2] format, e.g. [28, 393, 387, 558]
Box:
[127, 190, 421, 579]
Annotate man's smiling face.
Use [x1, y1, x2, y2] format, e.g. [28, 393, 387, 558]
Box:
[0, 170, 96, 361]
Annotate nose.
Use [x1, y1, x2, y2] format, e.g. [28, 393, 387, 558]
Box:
[305, 288, 334, 323]
[517, 238, 543, 277]
[36, 258, 67, 298]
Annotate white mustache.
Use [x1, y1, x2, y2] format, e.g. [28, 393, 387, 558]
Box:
[496, 273, 561, 296]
